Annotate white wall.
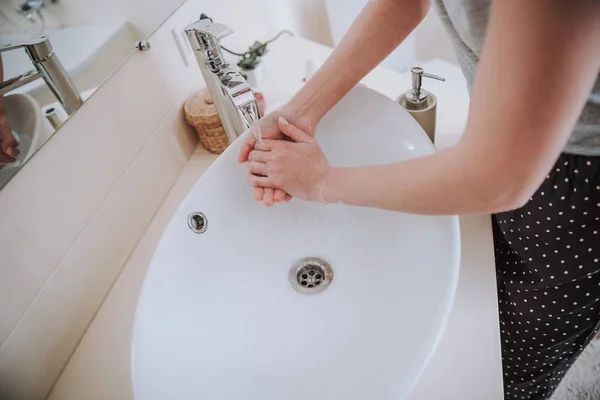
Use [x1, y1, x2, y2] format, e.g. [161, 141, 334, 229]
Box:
[1, 0, 454, 63]
[203, 0, 456, 70]
[415, 9, 458, 64]
[0, 0, 185, 37]
[0, 0, 330, 41]
[264, 0, 333, 46]
[185, 0, 333, 53]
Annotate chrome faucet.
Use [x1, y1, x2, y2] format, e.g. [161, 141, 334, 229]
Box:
[0, 36, 83, 115]
[184, 19, 260, 144]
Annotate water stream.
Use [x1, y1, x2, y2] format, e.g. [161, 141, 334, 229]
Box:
[239, 102, 263, 143]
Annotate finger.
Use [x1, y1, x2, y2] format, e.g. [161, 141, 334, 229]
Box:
[0, 153, 16, 163]
[254, 139, 285, 152]
[278, 117, 312, 143]
[263, 188, 274, 207]
[254, 186, 264, 201]
[284, 194, 292, 202]
[2, 137, 18, 151]
[273, 189, 286, 203]
[0, 122, 17, 152]
[238, 135, 256, 163]
[248, 161, 269, 176]
[248, 173, 272, 188]
[248, 149, 271, 163]
[6, 146, 20, 158]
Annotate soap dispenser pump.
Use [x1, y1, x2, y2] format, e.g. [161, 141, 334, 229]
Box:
[397, 67, 445, 143]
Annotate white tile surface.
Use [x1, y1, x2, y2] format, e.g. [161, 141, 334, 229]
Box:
[0, 2, 205, 397]
[409, 215, 504, 400]
[0, 42, 173, 347]
[0, 105, 192, 400]
[49, 150, 217, 400]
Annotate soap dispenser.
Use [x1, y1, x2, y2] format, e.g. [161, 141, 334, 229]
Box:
[397, 67, 445, 143]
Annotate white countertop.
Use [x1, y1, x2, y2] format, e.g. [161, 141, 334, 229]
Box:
[50, 36, 503, 399]
[259, 36, 504, 400]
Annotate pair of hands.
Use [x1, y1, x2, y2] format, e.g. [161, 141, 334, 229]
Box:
[237, 106, 331, 206]
[0, 113, 19, 169]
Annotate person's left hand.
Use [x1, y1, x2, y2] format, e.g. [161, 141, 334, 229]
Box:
[247, 117, 331, 203]
[0, 114, 19, 169]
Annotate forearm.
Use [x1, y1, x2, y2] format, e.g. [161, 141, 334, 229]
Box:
[0, 55, 5, 119]
[251, 0, 600, 212]
[290, 0, 429, 126]
[322, 143, 525, 215]
[324, 0, 600, 216]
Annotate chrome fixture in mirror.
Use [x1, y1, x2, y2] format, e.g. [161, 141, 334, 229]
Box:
[0, 36, 82, 114]
[0, 0, 183, 191]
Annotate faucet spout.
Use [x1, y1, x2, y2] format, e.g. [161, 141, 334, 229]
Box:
[185, 19, 260, 145]
[0, 36, 82, 115]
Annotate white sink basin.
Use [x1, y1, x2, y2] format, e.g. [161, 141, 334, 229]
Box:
[131, 85, 461, 400]
[0, 93, 53, 188]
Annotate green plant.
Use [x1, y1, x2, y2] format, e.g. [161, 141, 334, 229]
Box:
[199, 13, 293, 71]
[236, 41, 269, 70]
[222, 31, 293, 71]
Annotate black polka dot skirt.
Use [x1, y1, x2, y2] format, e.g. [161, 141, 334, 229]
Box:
[492, 153, 600, 399]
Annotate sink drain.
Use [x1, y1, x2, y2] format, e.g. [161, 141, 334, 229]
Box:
[289, 258, 333, 294]
[188, 212, 207, 234]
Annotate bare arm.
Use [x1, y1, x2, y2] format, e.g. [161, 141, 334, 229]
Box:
[0, 55, 19, 166]
[289, 0, 430, 127]
[250, 0, 600, 214]
[322, 0, 600, 214]
[240, 0, 430, 206]
[0, 56, 5, 116]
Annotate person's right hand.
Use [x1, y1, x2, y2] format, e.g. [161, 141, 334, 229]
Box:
[0, 114, 19, 169]
[238, 103, 316, 206]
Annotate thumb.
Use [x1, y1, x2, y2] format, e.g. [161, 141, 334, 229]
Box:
[278, 117, 312, 143]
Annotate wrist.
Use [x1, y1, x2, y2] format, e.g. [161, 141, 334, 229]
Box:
[287, 92, 322, 137]
[317, 167, 340, 204]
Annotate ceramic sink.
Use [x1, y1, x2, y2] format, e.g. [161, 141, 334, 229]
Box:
[131, 85, 461, 400]
[0, 93, 53, 189]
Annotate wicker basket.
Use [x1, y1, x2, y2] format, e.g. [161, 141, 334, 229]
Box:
[184, 89, 229, 154]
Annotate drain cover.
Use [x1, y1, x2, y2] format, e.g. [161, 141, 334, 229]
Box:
[188, 212, 207, 234]
[289, 258, 333, 294]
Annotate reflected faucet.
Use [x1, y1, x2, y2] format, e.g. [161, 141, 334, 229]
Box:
[0, 36, 82, 115]
[184, 19, 260, 144]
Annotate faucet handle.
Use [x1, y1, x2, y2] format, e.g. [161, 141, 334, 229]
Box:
[0, 35, 49, 54]
[184, 19, 233, 52]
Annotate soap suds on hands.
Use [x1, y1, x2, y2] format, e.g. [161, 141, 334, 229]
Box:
[252, 119, 263, 144]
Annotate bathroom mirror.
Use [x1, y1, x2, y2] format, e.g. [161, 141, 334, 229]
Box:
[0, 0, 186, 190]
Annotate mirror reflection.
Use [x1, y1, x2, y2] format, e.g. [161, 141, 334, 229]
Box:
[0, 0, 167, 188]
